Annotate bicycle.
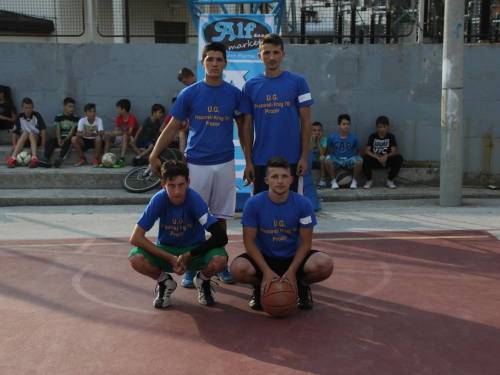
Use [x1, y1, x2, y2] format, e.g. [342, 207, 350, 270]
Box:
[122, 148, 183, 193]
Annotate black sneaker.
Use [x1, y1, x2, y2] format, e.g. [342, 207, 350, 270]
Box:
[54, 158, 63, 168]
[297, 283, 313, 310]
[132, 157, 140, 166]
[193, 271, 217, 306]
[249, 284, 263, 310]
[154, 274, 177, 309]
[37, 157, 52, 168]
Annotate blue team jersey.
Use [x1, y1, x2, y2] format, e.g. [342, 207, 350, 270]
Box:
[241, 191, 317, 259]
[137, 188, 218, 247]
[241, 71, 314, 165]
[170, 80, 250, 165]
[327, 132, 361, 158]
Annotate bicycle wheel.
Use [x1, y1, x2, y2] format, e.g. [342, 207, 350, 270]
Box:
[122, 166, 161, 193]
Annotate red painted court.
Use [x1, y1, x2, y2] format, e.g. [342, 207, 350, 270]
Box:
[1, 230, 499, 375]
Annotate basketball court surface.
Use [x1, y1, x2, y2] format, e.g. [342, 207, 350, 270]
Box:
[1, 201, 500, 374]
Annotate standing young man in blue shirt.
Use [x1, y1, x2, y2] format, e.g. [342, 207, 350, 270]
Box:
[230, 157, 333, 311]
[149, 42, 250, 288]
[241, 33, 314, 195]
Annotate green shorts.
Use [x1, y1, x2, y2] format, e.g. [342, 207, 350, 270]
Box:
[128, 244, 228, 273]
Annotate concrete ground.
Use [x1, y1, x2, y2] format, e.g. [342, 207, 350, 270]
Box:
[1, 198, 500, 375]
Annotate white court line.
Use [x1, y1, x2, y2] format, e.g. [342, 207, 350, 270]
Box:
[75, 238, 96, 254]
[72, 264, 158, 315]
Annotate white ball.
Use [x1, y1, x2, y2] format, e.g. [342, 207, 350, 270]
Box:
[102, 152, 117, 167]
[16, 151, 32, 166]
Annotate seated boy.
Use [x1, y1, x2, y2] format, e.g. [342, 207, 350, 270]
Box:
[102, 99, 137, 168]
[129, 160, 228, 308]
[230, 156, 333, 311]
[159, 97, 189, 154]
[71, 103, 103, 167]
[7, 97, 46, 169]
[309, 121, 328, 188]
[130, 103, 165, 166]
[362, 115, 404, 189]
[324, 114, 363, 189]
[38, 97, 79, 168]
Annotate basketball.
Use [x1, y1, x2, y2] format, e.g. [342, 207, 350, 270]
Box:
[260, 280, 297, 318]
[102, 152, 117, 167]
[16, 151, 31, 166]
[335, 170, 352, 188]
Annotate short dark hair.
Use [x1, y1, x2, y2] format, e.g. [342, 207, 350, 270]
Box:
[151, 103, 165, 114]
[171, 96, 177, 104]
[84, 103, 96, 112]
[202, 42, 227, 62]
[21, 97, 33, 106]
[63, 97, 75, 105]
[116, 99, 131, 112]
[266, 156, 291, 176]
[312, 121, 323, 128]
[177, 68, 195, 82]
[259, 33, 284, 52]
[338, 114, 351, 124]
[376, 116, 390, 126]
[161, 160, 189, 182]
[0, 85, 14, 105]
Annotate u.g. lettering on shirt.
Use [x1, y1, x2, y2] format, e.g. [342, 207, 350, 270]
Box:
[194, 107, 231, 126]
[254, 94, 291, 115]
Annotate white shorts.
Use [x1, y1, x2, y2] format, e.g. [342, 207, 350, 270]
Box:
[188, 159, 236, 220]
[105, 134, 132, 147]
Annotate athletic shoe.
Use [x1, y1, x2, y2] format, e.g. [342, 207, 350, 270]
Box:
[318, 179, 327, 189]
[193, 271, 216, 306]
[154, 274, 177, 309]
[132, 157, 140, 166]
[7, 157, 16, 168]
[331, 180, 339, 190]
[113, 159, 125, 168]
[37, 157, 52, 168]
[29, 157, 38, 168]
[363, 180, 373, 189]
[181, 271, 196, 288]
[53, 158, 63, 168]
[386, 180, 397, 189]
[249, 285, 263, 310]
[74, 157, 87, 167]
[297, 283, 313, 310]
[350, 179, 357, 189]
[138, 157, 149, 166]
[98, 163, 104, 168]
[92, 158, 99, 168]
[217, 265, 235, 284]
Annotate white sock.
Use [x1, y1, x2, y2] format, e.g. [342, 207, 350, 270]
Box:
[156, 271, 168, 282]
[199, 271, 210, 281]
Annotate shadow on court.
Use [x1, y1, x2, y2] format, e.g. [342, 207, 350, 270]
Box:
[0, 231, 499, 375]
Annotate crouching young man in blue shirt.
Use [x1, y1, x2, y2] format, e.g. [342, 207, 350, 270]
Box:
[129, 160, 228, 308]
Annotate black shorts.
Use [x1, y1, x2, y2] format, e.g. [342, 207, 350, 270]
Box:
[235, 250, 320, 281]
[22, 133, 41, 147]
[82, 138, 97, 151]
[253, 163, 300, 195]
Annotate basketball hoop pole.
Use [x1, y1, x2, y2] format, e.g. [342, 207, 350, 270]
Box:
[186, 0, 286, 33]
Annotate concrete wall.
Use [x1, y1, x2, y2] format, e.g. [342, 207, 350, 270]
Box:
[0, 42, 498, 180]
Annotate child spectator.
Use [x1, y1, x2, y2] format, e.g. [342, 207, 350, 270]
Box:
[7, 97, 46, 169]
[0, 85, 17, 135]
[71, 103, 103, 167]
[130, 103, 165, 166]
[38, 97, 79, 168]
[160, 97, 189, 154]
[324, 114, 363, 189]
[102, 99, 137, 168]
[309, 121, 328, 188]
[362, 115, 404, 189]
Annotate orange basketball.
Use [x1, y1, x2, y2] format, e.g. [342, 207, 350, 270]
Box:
[260, 280, 297, 318]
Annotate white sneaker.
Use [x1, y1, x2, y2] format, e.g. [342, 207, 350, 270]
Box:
[154, 275, 177, 308]
[386, 180, 397, 189]
[194, 271, 216, 306]
[318, 179, 327, 189]
[330, 180, 339, 190]
[363, 180, 373, 189]
[350, 179, 357, 189]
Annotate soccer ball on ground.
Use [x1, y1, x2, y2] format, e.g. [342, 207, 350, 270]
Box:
[102, 152, 117, 168]
[16, 151, 32, 166]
